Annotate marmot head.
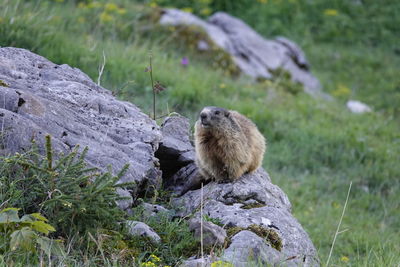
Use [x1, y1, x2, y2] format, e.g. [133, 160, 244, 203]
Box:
[198, 106, 230, 129]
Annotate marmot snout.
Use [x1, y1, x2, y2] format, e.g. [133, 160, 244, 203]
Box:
[194, 106, 266, 182]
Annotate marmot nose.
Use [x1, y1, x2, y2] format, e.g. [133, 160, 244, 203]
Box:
[200, 113, 207, 120]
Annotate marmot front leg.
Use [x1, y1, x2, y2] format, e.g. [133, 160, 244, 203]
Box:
[198, 163, 215, 181]
[217, 166, 231, 183]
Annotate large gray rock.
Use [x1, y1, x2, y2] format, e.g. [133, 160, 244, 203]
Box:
[0, 47, 162, 208]
[172, 169, 319, 266]
[173, 168, 291, 217]
[160, 9, 324, 97]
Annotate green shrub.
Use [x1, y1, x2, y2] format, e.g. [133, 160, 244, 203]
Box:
[0, 135, 129, 237]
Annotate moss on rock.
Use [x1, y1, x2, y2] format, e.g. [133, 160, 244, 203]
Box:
[240, 203, 266, 209]
[0, 80, 9, 87]
[226, 224, 282, 252]
[247, 224, 282, 251]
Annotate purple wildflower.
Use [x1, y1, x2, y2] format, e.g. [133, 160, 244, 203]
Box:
[181, 57, 189, 67]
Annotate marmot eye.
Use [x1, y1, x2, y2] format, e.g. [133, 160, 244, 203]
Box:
[215, 110, 220, 115]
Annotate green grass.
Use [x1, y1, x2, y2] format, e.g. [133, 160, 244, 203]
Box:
[1, 0, 399, 266]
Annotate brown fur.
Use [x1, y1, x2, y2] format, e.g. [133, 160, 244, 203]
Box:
[194, 106, 266, 182]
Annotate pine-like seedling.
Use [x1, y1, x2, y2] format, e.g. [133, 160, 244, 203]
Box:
[0, 135, 132, 237]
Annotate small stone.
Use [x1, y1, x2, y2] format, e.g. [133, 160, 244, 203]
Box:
[189, 218, 227, 248]
[197, 40, 210, 51]
[221, 231, 282, 267]
[141, 202, 172, 220]
[115, 188, 133, 210]
[180, 256, 212, 267]
[125, 220, 161, 244]
[346, 100, 372, 114]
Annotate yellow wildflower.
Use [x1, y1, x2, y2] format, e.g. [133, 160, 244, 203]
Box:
[332, 84, 351, 97]
[117, 8, 127, 15]
[200, 8, 212, 16]
[150, 254, 161, 262]
[149, 2, 158, 8]
[77, 2, 86, 9]
[181, 7, 193, 13]
[105, 3, 118, 12]
[219, 83, 226, 89]
[341, 256, 349, 262]
[324, 9, 339, 16]
[211, 261, 234, 267]
[99, 12, 113, 23]
[87, 2, 102, 9]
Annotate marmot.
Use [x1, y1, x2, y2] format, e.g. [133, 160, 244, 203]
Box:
[194, 106, 266, 182]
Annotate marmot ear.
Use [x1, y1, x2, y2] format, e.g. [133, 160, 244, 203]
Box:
[224, 110, 230, 117]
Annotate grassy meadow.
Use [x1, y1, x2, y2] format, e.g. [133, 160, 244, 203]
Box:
[0, 0, 399, 266]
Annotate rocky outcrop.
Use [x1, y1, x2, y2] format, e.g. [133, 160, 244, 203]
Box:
[173, 169, 318, 266]
[0, 47, 162, 208]
[159, 9, 324, 98]
[1, 47, 319, 266]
